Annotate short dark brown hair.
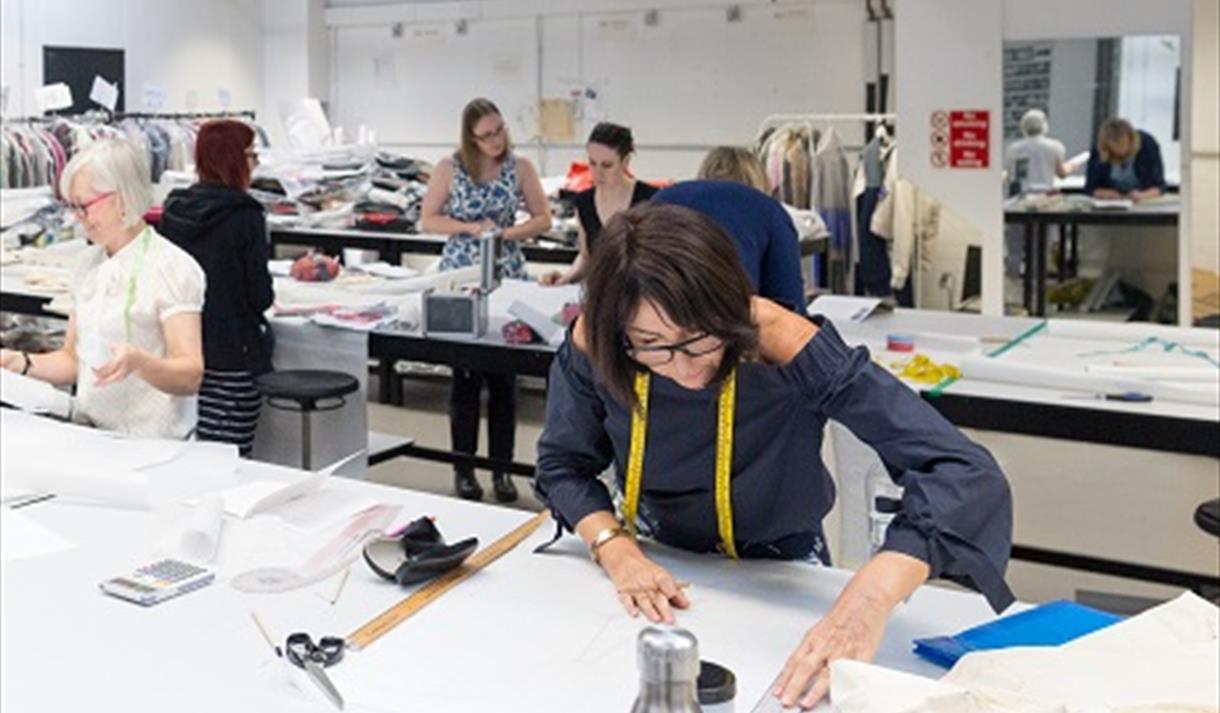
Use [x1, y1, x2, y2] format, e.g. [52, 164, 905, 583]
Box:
[583, 202, 758, 407]
[196, 120, 255, 189]
[458, 97, 511, 174]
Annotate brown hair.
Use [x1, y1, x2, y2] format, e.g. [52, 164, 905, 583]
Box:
[1097, 118, 1141, 164]
[583, 202, 758, 406]
[458, 97, 512, 174]
[697, 146, 769, 193]
[588, 122, 635, 158]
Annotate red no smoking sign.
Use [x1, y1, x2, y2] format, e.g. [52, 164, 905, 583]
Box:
[929, 109, 989, 169]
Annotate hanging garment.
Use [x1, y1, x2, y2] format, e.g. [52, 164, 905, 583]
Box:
[871, 146, 941, 303]
[810, 126, 854, 293]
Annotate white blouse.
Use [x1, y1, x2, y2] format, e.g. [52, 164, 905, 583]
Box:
[71, 226, 205, 439]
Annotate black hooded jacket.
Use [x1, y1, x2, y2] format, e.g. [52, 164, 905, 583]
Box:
[159, 183, 275, 374]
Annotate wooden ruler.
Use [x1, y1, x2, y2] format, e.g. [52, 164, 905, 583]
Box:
[346, 510, 550, 651]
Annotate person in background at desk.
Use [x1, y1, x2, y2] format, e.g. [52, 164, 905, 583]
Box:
[420, 97, 551, 503]
[1085, 117, 1167, 202]
[653, 174, 806, 311]
[0, 139, 205, 438]
[1005, 109, 1068, 193]
[534, 203, 1013, 709]
[538, 122, 657, 286]
[159, 120, 275, 458]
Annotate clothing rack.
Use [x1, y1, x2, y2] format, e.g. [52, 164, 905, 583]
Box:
[113, 110, 257, 121]
[2, 109, 256, 124]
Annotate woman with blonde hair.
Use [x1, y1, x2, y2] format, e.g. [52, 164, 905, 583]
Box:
[1, 138, 205, 438]
[420, 97, 551, 502]
[696, 145, 770, 192]
[1085, 117, 1167, 202]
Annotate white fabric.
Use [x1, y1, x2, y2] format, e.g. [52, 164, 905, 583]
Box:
[1006, 136, 1066, 193]
[825, 592, 1220, 713]
[71, 227, 205, 439]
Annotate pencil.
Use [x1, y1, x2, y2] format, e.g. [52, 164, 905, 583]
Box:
[250, 611, 283, 658]
[329, 567, 351, 606]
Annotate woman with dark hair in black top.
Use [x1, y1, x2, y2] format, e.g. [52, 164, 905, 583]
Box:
[539, 122, 658, 286]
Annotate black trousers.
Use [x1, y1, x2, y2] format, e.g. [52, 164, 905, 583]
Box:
[449, 368, 516, 475]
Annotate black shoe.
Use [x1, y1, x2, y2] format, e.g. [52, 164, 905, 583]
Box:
[492, 472, 518, 503]
[454, 471, 483, 501]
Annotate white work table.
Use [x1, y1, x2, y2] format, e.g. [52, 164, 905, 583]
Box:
[2, 423, 1007, 713]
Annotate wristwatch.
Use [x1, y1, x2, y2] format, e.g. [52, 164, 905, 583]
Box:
[589, 526, 630, 566]
[20, 351, 31, 376]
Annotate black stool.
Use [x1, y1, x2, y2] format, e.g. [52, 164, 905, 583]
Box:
[1196, 499, 1220, 538]
[255, 370, 359, 470]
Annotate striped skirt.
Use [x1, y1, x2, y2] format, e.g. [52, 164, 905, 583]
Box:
[196, 369, 262, 457]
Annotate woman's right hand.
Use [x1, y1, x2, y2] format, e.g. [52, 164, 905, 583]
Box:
[538, 270, 565, 286]
[599, 540, 691, 624]
[0, 348, 23, 372]
[466, 219, 497, 234]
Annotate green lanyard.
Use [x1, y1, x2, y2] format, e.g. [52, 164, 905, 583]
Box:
[122, 228, 153, 342]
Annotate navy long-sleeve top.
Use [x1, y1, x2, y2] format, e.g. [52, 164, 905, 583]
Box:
[533, 317, 1015, 612]
[1084, 130, 1168, 194]
[653, 180, 805, 310]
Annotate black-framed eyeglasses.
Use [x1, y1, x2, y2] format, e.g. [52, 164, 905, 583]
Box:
[624, 332, 724, 366]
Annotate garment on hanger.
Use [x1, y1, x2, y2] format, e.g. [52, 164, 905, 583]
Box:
[853, 134, 896, 298]
[810, 126, 854, 294]
[870, 146, 941, 307]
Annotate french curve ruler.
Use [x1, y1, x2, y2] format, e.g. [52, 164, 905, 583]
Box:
[345, 509, 550, 651]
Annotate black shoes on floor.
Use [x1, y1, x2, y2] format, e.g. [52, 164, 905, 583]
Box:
[453, 471, 518, 503]
[454, 471, 483, 501]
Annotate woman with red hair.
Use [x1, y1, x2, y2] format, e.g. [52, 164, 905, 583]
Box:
[160, 120, 274, 457]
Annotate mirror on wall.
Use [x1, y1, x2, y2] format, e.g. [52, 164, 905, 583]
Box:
[1002, 35, 1182, 323]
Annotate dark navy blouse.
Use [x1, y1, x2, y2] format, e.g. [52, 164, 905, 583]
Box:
[533, 318, 1015, 612]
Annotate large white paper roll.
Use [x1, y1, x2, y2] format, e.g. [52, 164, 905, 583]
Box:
[960, 356, 1219, 406]
[1085, 364, 1220, 382]
[1045, 319, 1220, 348]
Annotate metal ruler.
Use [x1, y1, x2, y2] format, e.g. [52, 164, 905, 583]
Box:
[346, 510, 550, 651]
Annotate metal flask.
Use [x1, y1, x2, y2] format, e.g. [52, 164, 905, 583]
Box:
[630, 626, 703, 713]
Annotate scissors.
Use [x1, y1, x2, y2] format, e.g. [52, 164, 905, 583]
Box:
[285, 632, 346, 710]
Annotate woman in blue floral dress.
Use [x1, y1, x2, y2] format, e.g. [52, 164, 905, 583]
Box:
[420, 97, 551, 502]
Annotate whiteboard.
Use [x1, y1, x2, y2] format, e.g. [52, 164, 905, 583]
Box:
[333, 17, 542, 148]
[331, 2, 870, 167]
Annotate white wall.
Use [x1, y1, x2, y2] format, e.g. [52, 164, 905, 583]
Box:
[263, 0, 330, 147]
[0, 0, 265, 119]
[326, 0, 874, 180]
[895, 0, 1004, 313]
[1190, 0, 1219, 321]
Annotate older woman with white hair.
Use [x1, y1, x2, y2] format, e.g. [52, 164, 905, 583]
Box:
[1005, 109, 1068, 193]
[0, 138, 206, 439]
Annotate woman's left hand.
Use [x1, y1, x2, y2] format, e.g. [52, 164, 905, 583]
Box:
[773, 590, 891, 709]
[92, 344, 148, 387]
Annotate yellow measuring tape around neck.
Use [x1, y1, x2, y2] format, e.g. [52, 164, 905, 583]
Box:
[122, 227, 153, 342]
[624, 369, 739, 559]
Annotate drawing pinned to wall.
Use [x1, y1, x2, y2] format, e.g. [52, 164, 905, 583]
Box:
[539, 99, 575, 142]
[185, 89, 198, 110]
[143, 84, 167, 110]
[596, 17, 637, 42]
[492, 54, 522, 80]
[407, 23, 451, 44]
[217, 88, 232, 109]
[373, 53, 397, 90]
